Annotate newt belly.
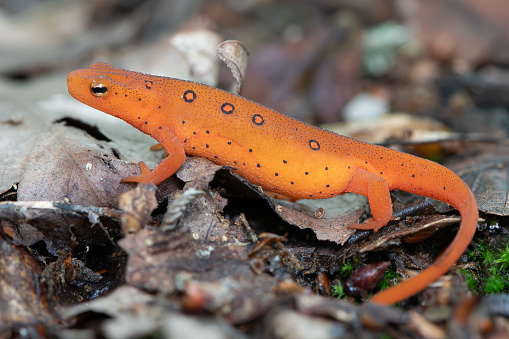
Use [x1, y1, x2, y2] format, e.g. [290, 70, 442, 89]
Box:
[67, 62, 478, 305]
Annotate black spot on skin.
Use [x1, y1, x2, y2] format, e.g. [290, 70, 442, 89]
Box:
[257, 164, 260, 168]
[309, 139, 320, 150]
[184, 139, 187, 143]
[159, 126, 162, 129]
[325, 167, 328, 170]
[144, 122, 147, 125]
[221, 103, 234, 114]
[192, 147, 195, 150]
[234, 161, 238, 165]
[412, 174, 415, 178]
[291, 182, 294, 185]
[249, 149, 253, 153]
[182, 121, 185, 124]
[138, 117, 141, 119]
[348, 166, 351, 169]
[443, 187, 446, 190]
[283, 160, 287, 164]
[365, 161, 368, 164]
[206, 144, 209, 148]
[158, 106, 161, 109]
[252, 114, 264, 125]
[215, 156, 218, 159]
[380, 172, 383, 175]
[275, 173, 278, 176]
[243, 163, 246, 166]
[125, 94, 127, 97]
[206, 130, 210, 134]
[305, 172, 309, 175]
[183, 90, 196, 103]
[138, 98, 141, 101]
[193, 132, 196, 135]
[228, 141, 231, 145]
[326, 185, 330, 187]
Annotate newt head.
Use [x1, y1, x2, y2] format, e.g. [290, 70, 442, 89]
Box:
[66, 63, 164, 127]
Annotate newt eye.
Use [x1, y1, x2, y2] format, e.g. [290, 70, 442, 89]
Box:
[90, 82, 108, 97]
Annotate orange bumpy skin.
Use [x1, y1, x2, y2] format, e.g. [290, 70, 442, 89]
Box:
[67, 63, 478, 305]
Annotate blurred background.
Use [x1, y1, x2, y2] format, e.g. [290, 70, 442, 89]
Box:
[2, 0, 509, 138]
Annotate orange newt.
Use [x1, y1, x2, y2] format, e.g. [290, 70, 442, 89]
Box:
[67, 62, 478, 305]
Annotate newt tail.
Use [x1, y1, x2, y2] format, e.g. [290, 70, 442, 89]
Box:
[369, 159, 478, 304]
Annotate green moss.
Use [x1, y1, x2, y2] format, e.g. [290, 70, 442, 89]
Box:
[494, 245, 509, 271]
[332, 282, 345, 299]
[377, 265, 400, 291]
[339, 261, 355, 277]
[460, 269, 477, 291]
[462, 238, 509, 295]
[484, 273, 507, 294]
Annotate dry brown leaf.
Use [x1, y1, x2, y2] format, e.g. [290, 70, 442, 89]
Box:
[270, 201, 361, 245]
[447, 140, 509, 216]
[118, 227, 289, 324]
[0, 200, 121, 253]
[0, 236, 55, 332]
[63, 285, 251, 338]
[216, 40, 250, 95]
[353, 215, 462, 257]
[119, 184, 158, 234]
[17, 124, 140, 208]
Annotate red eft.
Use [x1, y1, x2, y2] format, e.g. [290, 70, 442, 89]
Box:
[67, 62, 478, 305]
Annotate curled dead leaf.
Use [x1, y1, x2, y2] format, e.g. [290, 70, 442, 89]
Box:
[216, 40, 249, 94]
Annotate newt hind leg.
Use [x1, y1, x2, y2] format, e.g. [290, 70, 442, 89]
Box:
[344, 168, 393, 232]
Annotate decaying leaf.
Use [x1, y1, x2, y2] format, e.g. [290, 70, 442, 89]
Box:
[350, 214, 463, 257]
[216, 40, 250, 95]
[16, 124, 142, 208]
[118, 184, 158, 234]
[118, 227, 295, 324]
[0, 200, 120, 253]
[63, 285, 249, 338]
[0, 236, 55, 333]
[447, 140, 509, 216]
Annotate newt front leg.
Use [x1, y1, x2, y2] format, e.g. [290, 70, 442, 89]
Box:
[122, 132, 185, 185]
